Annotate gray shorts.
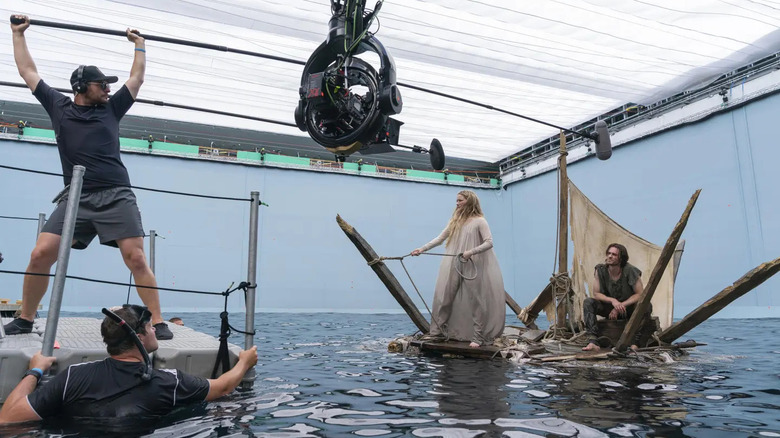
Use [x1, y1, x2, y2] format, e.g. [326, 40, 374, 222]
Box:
[42, 186, 145, 249]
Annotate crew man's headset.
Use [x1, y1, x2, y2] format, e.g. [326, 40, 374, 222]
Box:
[294, 1, 402, 156]
[101, 305, 153, 381]
[72, 65, 87, 94]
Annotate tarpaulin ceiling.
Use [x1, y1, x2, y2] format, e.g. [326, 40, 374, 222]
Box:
[2, 0, 780, 162]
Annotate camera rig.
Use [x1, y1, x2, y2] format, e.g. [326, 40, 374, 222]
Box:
[294, 0, 445, 170]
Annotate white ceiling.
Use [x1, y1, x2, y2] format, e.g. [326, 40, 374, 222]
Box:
[2, 0, 780, 162]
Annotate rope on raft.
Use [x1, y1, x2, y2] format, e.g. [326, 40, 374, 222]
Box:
[367, 251, 478, 340]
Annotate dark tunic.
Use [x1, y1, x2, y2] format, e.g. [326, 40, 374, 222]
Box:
[585, 263, 649, 345]
[594, 263, 641, 302]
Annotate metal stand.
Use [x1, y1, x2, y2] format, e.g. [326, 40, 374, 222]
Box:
[241, 191, 260, 388]
[41, 165, 85, 357]
[149, 229, 157, 274]
[37, 213, 46, 237]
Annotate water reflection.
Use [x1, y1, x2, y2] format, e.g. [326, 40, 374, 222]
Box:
[533, 364, 691, 436]
[433, 358, 510, 420]
[421, 357, 510, 437]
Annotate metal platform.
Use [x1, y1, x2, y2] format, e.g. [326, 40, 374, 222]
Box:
[0, 317, 240, 403]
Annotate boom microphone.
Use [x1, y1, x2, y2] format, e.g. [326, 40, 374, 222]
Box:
[594, 120, 612, 160]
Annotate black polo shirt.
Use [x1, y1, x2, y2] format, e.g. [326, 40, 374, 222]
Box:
[27, 358, 210, 419]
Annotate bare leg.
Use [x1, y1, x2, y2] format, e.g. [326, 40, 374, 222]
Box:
[582, 342, 601, 352]
[19, 233, 61, 321]
[117, 236, 163, 324]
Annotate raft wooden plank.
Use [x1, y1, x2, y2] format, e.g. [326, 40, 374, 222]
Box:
[521, 329, 547, 342]
[540, 350, 612, 362]
[519, 282, 552, 329]
[656, 257, 780, 344]
[636, 340, 703, 352]
[337, 215, 430, 334]
[615, 189, 701, 351]
[409, 339, 502, 359]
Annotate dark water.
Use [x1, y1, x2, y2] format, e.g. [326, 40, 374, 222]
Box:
[2, 314, 778, 437]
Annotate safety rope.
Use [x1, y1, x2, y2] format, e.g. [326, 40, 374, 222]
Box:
[0, 164, 255, 203]
[367, 251, 477, 341]
[0, 269, 228, 296]
[0, 215, 39, 221]
[0, 266, 256, 377]
[212, 282, 256, 378]
[368, 252, 477, 280]
[545, 272, 573, 339]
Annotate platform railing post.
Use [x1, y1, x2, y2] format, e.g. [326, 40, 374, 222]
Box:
[41, 165, 85, 357]
[242, 191, 259, 388]
[149, 229, 156, 274]
[37, 213, 46, 237]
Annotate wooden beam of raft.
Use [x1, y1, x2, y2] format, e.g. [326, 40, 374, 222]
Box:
[337, 215, 430, 333]
[615, 189, 701, 351]
[656, 256, 780, 344]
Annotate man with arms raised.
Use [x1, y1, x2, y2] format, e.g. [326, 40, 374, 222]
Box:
[4, 15, 173, 340]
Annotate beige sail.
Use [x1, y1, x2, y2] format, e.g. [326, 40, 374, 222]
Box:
[568, 181, 675, 330]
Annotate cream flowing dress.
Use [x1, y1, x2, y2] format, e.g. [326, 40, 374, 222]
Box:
[418, 216, 506, 344]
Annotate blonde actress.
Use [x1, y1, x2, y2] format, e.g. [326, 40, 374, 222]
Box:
[411, 190, 505, 347]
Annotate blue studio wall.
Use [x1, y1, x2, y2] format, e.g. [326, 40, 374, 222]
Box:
[0, 142, 512, 315]
[0, 91, 777, 319]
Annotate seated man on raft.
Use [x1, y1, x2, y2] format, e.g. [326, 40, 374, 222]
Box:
[582, 243, 652, 352]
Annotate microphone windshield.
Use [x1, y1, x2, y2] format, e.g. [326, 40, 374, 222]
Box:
[594, 120, 612, 160]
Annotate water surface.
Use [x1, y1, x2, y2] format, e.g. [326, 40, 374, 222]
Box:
[2, 313, 777, 437]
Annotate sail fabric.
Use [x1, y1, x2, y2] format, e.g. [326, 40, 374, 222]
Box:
[568, 181, 674, 330]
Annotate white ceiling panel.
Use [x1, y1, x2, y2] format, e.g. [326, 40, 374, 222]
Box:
[3, 0, 780, 162]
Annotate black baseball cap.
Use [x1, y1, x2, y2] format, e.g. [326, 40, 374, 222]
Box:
[70, 65, 119, 89]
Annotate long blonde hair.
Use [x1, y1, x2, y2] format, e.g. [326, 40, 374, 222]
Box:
[445, 190, 483, 245]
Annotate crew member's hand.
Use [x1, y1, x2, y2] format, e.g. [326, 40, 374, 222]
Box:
[608, 308, 619, 320]
[28, 352, 56, 372]
[126, 28, 144, 44]
[410, 249, 422, 256]
[461, 251, 472, 261]
[10, 15, 30, 34]
[238, 346, 258, 368]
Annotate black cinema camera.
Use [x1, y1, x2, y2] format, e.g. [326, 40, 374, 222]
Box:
[294, 0, 402, 156]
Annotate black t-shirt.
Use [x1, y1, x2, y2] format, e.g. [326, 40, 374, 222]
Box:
[27, 358, 210, 419]
[32, 80, 133, 192]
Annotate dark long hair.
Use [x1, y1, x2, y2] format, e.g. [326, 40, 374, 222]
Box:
[606, 243, 629, 268]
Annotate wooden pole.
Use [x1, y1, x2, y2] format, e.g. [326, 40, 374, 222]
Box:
[656, 256, 780, 344]
[504, 291, 524, 318]
[336, 215, 430, 333]
[519, 283, 553, 329]
[556, 131, 569, 328]
[672, 239, 686, 282]
[614, 189, 701, 351]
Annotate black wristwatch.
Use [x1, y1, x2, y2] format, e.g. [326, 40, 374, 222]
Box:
[23, 368, 43, 382]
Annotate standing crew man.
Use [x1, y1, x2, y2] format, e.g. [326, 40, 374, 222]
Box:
[3, 15, 173, 340]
